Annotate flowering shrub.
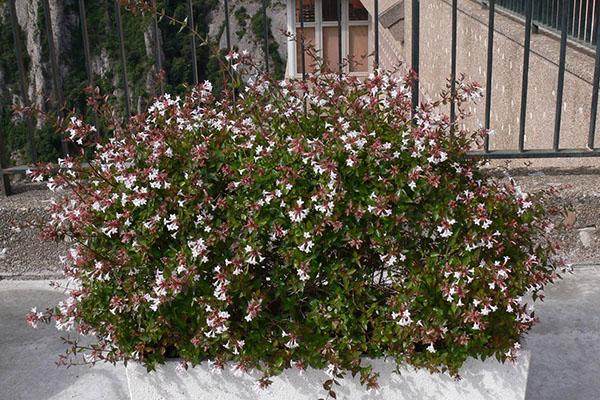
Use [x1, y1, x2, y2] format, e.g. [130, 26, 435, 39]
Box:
[28, 53, 565, 395]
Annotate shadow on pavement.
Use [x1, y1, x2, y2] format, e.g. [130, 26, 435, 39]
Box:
[524, 265, 600, 400]
[0, 282, 128, 400]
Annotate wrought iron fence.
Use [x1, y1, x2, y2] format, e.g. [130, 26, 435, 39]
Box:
[2, 0, 600, 196]
[465, 0, 600, 158]
[494, 0, 600, 47]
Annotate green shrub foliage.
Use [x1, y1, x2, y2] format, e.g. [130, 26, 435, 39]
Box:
[28, 54, 565, 394]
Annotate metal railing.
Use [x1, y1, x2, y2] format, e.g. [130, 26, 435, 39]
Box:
[464, 0, 600, 158]
[495, 0, 600, 47]
[2, 0, 600, 196]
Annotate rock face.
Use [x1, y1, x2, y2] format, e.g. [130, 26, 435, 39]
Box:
[10, 0, 45, 112]
[0, 0, 288, 113]
[208, 0, 288, 74]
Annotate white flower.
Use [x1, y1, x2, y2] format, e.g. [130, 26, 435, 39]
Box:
[208, 360, 223, 375]
[164, 214, 179, 232]
[392, 309, 412, 326]
[298, 240, 314, 253]
[188, 238, 208, 259]
[426, 343, 436, 353]
[325, 363, 337, 377]
[297, 268, 310, 282]
[288, 199, 309, 223]
[437, 218, 456, 238]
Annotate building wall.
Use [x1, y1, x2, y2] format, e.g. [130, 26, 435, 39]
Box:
[361, 0, 600, 168]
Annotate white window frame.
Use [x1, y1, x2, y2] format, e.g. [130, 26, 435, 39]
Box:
[286, 0, 371, 78]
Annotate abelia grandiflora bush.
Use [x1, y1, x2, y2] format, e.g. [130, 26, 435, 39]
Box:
[28, 53, 565, 394]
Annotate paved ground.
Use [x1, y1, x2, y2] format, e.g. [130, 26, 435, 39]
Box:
[0, 280, 129, 400]
[0, 265, 599, 400]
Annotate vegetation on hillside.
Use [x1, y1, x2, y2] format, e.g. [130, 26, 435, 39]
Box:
[0, 0, 285, 166]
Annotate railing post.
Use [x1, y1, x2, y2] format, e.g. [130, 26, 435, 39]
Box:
[518, 0, 533, 152]
[553, 0, 568, 151]
[42, 0, 69, 156]
[187, 0, 199, 85]
[114, 0, 131, 116]
[411, 0, 420, 115]
[484, 0, 495, 152]
[589, 6, 600, 150]
[450, 0, 458, 125]
[9, 0, 37, 163]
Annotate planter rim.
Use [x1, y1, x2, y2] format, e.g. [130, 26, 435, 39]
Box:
[126, 351, 531, 400]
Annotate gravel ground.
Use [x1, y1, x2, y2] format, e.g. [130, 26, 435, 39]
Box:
[0, 168, 599, 278]
[509, 170, 600, 266]
[0, 181, 68, 278]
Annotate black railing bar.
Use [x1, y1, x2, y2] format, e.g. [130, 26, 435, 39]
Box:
[553, 0, 569, 151]
[588, 13, 600, 149]
[450, 0, 458, 125]
[9, 0, 37, 163]
[300, 0, 307, 81]
[263, 0, 269, 73]
[374, 0, 380, 68]
[573, 0, 579, 38]
[571, 0, 576, 36]
[468, 148, 600, 158]
[411, 0, 420, 115]
[586, 0, 592, 42]
[583, 0, 589, 42]
[535, 0, 542, 24]
[42, 0, 68, 156]
[224, 0, 232, 50]
[114, 0, 131, 116]
[591, 0, 597, 44]
[577, 0, 583, 39]
[518, 0, 533, 153]
[338, 0, 342, 76]
[152, 0, 164, 95]
[187, 0, 199, 85]
[484, 0, 495, 152]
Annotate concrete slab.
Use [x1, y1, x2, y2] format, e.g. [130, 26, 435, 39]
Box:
[523, 264, 600, 400]
[1, 264, 599, 400]
[0, 280, 128, 400]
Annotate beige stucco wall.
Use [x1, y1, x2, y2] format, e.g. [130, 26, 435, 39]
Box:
[361, 0, 600, 168]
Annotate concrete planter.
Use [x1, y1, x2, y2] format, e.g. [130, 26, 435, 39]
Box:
[126, 351, 530, 400]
